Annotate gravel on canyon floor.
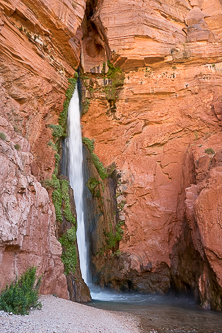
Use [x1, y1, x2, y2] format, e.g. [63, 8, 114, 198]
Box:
[0, 295, 141, 333]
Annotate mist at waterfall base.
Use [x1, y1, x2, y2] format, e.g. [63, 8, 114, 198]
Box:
[66, 88, 222, 332]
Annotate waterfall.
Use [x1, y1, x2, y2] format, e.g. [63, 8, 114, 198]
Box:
[67, 87, 89, 285]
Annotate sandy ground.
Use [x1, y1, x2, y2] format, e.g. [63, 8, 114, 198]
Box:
[0, 295, 141, 333]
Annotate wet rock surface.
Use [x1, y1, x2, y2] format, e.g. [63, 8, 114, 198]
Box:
[57, 176, 91, 302]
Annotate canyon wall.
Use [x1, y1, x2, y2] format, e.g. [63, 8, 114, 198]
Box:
[81, 0, 222, 310]
[1, 0, 222, 310]
[0, 0, 86, 298]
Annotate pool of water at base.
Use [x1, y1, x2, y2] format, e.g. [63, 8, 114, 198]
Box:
[87, 286, 222, 333]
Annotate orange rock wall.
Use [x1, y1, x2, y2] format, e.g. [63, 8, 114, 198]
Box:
[82, 0, 222, 309]
[0, 0, 86, 297]
[1, 0, 222, 309]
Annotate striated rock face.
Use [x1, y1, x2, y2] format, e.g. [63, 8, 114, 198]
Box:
[0, 0, 87, 182]
[185, 133, 222, 310]
[1, 0, 222, 310]
[0, 0, 86, 298]
[82, 0, 222, 72]
[0, 116, 68, 298]
[81, 0, 222, 309]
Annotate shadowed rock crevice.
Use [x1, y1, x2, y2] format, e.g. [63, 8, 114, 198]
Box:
[81, 0, 110, 73]
[82, 144, 119, 279]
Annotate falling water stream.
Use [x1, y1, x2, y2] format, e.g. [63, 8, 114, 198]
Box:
[67, 86, 89, 285]
[67, 87, 222, 332]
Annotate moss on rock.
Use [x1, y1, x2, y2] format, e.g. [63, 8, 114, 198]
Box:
[82, 137, 108, 180]
[59, 227, 77, 275]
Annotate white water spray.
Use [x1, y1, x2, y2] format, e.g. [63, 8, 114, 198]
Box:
[67, 87, 89, 284]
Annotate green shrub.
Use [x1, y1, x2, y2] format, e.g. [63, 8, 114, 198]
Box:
[82, 98, 90, 114]
[54, 153, 61, 176]
[106, 61, 122, 79]
[59, 75, 78, 132]
[91, 153, 108, 180]
[0, 267, 42, 315]
[60, 179, 75, 224]
[48, 140, 58, 152]
[49, 124, 64, 138]
[45, 176, 76, 226]
[43, 174, 60, 190]
[0, 132, 6, 140]
[14, 144, 20, 150]
[86, 177, 101, 198]
[205, 148, 215, 155]
[52, 188, 63, 222]
[59, 227, 77, 275]
[104, 61, 125, 100]
[104, 221, 124, 251]
[82, 137, 108, 180]
[82, 137, 94, 153]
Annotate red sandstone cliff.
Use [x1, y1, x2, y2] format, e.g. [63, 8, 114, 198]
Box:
[1, 0, 222, 310]
[81, 0, 222, 310]
[0, 0, 86, 298]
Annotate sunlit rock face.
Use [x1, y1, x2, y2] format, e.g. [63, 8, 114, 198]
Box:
[1, 0, 222, 309]
[81, 0, 222, 309]
[82, 0, 222, 71]
[185, 133, 222, 310]
[0, 116, 68, 298]
[0, 0, 87, 181]
[0, 0, 86, 298]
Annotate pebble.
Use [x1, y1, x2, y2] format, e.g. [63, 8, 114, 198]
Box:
[0, 295, 141, 333]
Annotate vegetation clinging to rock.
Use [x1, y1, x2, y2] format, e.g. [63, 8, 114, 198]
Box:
[44, 73, 78, 275]
[82, 98, 90, 114]
[104, 221, 124, 252]
[48, 140, 58, 152]
[82, 137, 108, 180]
[52, 187, 63, 223]
[205, 148, 215, 155]
[59, 227, 77, 275]
[60, 179, 75, 224]
[82, 137, 94, 153]
[14, 144, 21, 150]
[86, 177, 101, 198]
[49, 124, 64, 138]
[59, 73, 78, 133]
[104, 61, 125, 101]
[0, 132, 6, 140]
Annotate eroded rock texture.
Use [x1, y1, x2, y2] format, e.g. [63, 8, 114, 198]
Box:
[81, 0, 222, 309]
[0, 0, 86, 298]
[1, 0, 222, 310]
[0, 116, 68, 298]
